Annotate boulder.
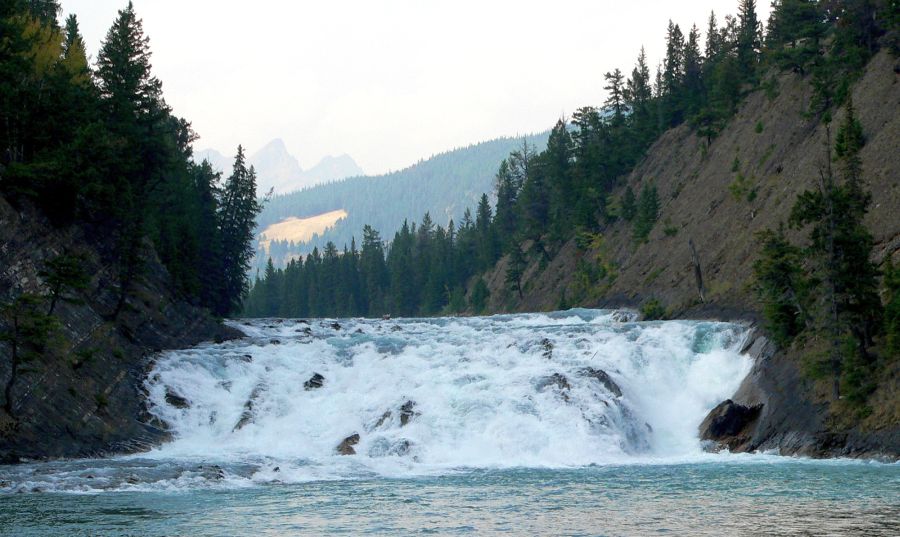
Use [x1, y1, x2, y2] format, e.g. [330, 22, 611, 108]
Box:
[580, 368, 623, 398]
[400, 400, 419, 426]
[304, 373, 325, 390]
[540, 338, 553, 359]
[232, 384, 266, 432]
[336, 433, 360, 455]
[164, 389, 190, 409]
[699, 399, 763, 448]
[536, 373, 571, 392]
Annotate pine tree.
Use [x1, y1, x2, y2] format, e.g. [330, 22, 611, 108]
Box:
[219, 146, 263, 314]
[620, 186, 637, 221]
[753, 224, 809, 345]
[737, 0, 762, 80]
[789, 101, 881, 399]
[506, 244, 526, 299]
[603, 68, 625, 123]
[633, 183, 659, 241]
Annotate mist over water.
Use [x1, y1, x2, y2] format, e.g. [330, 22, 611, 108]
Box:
[2, 311, 897, 536]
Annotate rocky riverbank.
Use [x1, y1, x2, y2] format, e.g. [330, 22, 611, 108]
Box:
[0, 196, 243, 462]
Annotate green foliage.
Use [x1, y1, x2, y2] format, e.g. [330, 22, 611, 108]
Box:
[756, 101, 884, 407]
[470, 279, 490, 314]
[0, 2, 259, 318]
[753, 225, 809, 346]
[884, 257, 900, 359]
[729, 171, 757, 202]
[633, 184, 659, 242]
[0, 294, 58, 417]
[620, 186, 637, 221]
[640, 299, 667, 321]
[755, 121, 764, 134]
[39, 253, 90, 314]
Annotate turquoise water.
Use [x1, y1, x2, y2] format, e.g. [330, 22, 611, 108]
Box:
[1, 312, 897, 535]
[1, 460, 898, 535]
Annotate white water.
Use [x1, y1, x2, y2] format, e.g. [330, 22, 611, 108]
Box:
[140, 310, 753, 481]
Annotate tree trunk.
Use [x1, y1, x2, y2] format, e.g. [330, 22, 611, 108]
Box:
[689, 239, 706, 304]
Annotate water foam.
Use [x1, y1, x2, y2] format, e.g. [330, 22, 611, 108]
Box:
[141, 310, 752, 479]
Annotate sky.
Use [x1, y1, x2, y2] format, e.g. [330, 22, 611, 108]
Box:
[61, 0, 771, 175]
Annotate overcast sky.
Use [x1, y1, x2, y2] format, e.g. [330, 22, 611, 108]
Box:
[61, 1, 770, 175]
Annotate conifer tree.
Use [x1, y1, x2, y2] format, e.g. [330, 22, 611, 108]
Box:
[219, 146, 262, 314]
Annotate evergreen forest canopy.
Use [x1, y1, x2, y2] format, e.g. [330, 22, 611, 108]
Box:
[0, 0, 261, 317]
[253, 132, 550, 275]
[246, 0, 899, 322]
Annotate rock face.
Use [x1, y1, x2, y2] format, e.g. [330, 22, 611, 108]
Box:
[0, 195, 242, 462]
[304, 373, 325, 390]
[699, 399, 763, 450]
[699, 332, 899, 459]
[336, 433, 360, 455]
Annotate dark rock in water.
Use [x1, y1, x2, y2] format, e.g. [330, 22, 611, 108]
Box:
[273, 466, 280, 472]
[233, 384, 266, 432]
[400, 400, 419, 426]
[270, 339, 281, 345]
[373, 410, 392, 429]
[198, 464, 226, 480]
[330, 322, 342, 330]
[391, 325, 402, 332]
[699, 399, 763, 449]
[536, 373, 571, 392]
[304, 373, 325, 390]
[391, 439, 411, 456]
[580, 368, 623, 398]
[164, 389, 190, 409]
[295, 326, 313, 335]
[541, 338, 553, 359]
[297, 319, 309, 325]
[238, 354, 253, 363]
[336, 433, 360, 455]
[355, 328, 364, 334]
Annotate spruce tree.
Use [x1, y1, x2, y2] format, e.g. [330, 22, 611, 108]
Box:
[219, 146, 262, 314]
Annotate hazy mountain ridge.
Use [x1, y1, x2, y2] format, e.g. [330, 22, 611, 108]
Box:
[195, 140, 364, 194]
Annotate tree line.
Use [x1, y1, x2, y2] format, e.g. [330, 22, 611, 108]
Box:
[247, 1, 899, 322]
[0, 1, 261, 318]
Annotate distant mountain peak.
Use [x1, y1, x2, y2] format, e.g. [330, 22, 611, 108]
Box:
[194, 141, 363, 194]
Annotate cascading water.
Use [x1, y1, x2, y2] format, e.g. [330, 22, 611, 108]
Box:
[5, 310, 898, 537]
[139, 309, 752, 481]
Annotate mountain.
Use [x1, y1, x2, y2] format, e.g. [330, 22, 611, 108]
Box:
[249, 139, 304, 194]
[194, 148, 231, 175]
[195, 141, 364, 194]
[302, 154, 364, 185]
[253, 132, 550, 271]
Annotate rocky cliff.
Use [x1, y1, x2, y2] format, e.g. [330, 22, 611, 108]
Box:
[0, 196, 241, 461]
[480, 50, 900, 458]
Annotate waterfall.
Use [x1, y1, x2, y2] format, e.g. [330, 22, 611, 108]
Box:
[144, 310, 752, 479]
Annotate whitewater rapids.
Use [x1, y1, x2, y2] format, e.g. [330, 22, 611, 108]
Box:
[140, 309, 752, 481]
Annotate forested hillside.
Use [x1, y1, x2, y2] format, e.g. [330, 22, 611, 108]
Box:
[252, 133, 549, 272]
[0, 1, 258, 456]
